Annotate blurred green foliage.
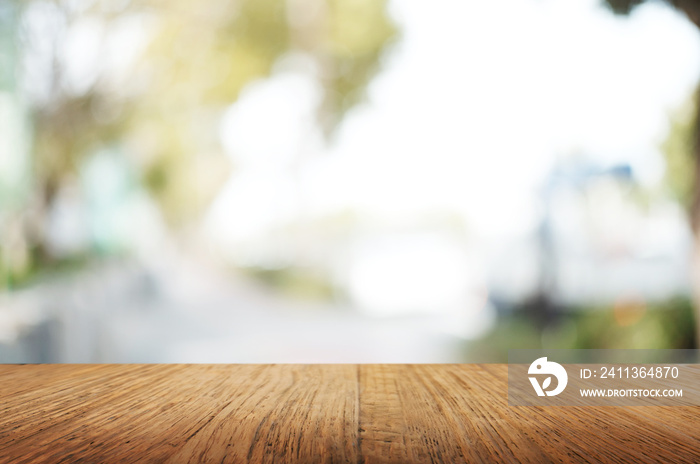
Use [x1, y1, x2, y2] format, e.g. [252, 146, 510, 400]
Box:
[662, 90, 697, 209]
[246, 266, 335, 302]
[472, 298, 697, 361]
[603, 0, 699, 213]
[1, 0, 398, 288]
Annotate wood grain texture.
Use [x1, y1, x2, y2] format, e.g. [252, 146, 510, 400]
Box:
[0, 364, 698, 463]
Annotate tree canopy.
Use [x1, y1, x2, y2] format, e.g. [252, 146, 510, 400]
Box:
[0, 0, 398, 286]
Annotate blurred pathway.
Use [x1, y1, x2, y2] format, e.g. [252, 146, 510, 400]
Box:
[0, 256, 470, 363]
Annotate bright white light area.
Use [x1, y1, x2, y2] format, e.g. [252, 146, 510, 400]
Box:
[318, 0, 700, 234]
[218, 72, 323, 168]
[346, 233, 475, 315]
[210, 0, 700, 243]
[205, 0, 700, 319]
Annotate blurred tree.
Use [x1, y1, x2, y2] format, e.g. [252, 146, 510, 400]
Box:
[3, 0, 398, 287]
[605, 0, 700, 27]
[605, 0, 700, 341]
[663, 92, 697, 208]
[0, 1, 33, 287]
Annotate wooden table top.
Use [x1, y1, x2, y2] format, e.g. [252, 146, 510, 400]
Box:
[0, 364, 698, 463]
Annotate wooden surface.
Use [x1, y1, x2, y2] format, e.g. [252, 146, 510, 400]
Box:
[0, 364, 698, 463]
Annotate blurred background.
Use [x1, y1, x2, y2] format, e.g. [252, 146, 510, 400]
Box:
[1, 0, 700, 363]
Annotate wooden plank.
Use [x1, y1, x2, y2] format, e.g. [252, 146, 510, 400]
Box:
[358, 365, 549, 463]
[0, 364, 698, 463]
[164, 365, 358, 464]
[359, 365, 700, 463]
[0, 365, 359, 464]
